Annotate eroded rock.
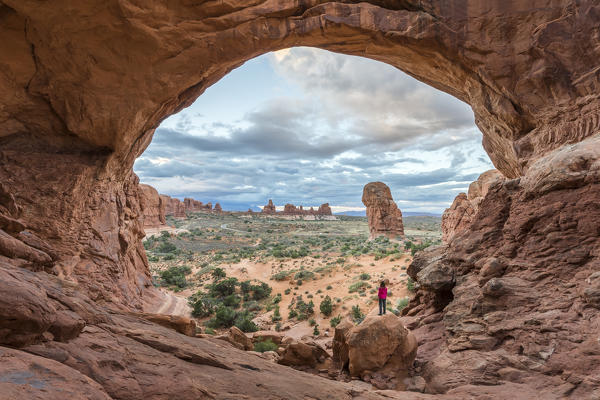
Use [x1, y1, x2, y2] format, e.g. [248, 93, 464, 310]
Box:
[362, 182, 404, 239]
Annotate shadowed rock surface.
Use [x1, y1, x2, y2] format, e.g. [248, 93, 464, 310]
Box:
[0, 0, 599, 398]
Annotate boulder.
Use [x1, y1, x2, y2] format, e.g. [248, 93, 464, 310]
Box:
[332, 314, 417, 380]
[278, 340, 330, 369]
[362, 182, 404, 239]
[344, 314, 417, 378]
[251, 330, 285, 345]
[139, 313, 197, 337]
[227, 326, 253, 351]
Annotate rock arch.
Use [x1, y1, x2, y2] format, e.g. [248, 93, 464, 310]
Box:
[1, 0, 598, 307]
[1, 2, 600, 397]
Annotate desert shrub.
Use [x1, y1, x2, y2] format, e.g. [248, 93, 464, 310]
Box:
[284, 288, 291, 295]
[204, 327, 215, 335]
[320, 295, 333, 316]
[147, 255, 159, 262]
[313, 325, 320, 336]
[348, 281, 371, 293]
[326, 285, 333, 290]
[397, 297, 410, 311]
[188, 296, 215, 318]
[359, 273, 371, 280]
[288, 309, 298, 319]
[211, 267, 226, 280]
[159, 265, 191, 288]
[162, 254, 175, 260]
[296, 279, 303, 286]
[294, 270, 315, 281]
[208, 305, 237, 328]
[223, 294, 241, 308]
[208, 277, 238, 298]
[271, 271, 291, 281]
[234, 313, 259, 333]
[250, 282, 272, 300]
[272, 306, 282, 322]
[309, 318, 316, 326]
[158, 241, 177, 253]
[254, 339, 278, 353]
[351, 305, 365, 324]
[407, 277, 415, 292]
[272, 293, 282, 304]
[330, 315, 342, 328]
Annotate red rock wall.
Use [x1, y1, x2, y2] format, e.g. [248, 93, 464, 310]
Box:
[403, 136, 600, 396]
[138, 183, 166, 228]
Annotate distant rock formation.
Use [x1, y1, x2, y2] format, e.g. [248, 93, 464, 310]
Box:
[362, 182, 404, 239]
[214, 203, 222, 213]
[183, 198, 211, 212]
[138, 184, 166, 228]
[262, 201, 333, 216]
[261, 199, 276, 214]
[161, 195, 186, 218]
[441, 170, 504, 241]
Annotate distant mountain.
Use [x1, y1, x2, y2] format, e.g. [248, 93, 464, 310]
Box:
[334, 211, 366, 217]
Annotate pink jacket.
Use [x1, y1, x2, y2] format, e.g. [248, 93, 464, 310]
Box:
[378, 287, 387, 299]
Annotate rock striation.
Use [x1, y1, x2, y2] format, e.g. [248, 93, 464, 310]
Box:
[441, 170, 504, 241]
[0, 1, 599, 398]
[362, 182, 404, 239]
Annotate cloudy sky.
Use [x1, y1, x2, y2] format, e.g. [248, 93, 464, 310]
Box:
[134, 47, 494, 214]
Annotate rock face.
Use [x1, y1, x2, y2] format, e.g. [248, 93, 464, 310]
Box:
[401, 136, 600, 397]
[333, 314, 417, 384]
[161, 195, 186, 218]
[213, 203, 222, 213]
[362, 182, 404, 239]
[441, 170, 504, 241]
[138, 184, 166, 228]
[1, 1, 600, 398]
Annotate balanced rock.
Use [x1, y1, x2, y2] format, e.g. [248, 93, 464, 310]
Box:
[362, 182, 404, 239]
[333, 314, 417, 379]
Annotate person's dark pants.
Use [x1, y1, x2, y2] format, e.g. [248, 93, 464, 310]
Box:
[378, 298, 386, 315]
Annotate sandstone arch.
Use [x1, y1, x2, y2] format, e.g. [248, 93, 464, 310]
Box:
[1, 2, 600, 398]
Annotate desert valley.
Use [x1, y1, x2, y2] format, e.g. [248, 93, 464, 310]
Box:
[1, 1, 599, 399]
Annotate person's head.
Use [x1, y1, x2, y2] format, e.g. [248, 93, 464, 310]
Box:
[380, 281, 386, 287]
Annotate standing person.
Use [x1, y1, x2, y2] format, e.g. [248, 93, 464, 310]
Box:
[378, 281, 387, 315]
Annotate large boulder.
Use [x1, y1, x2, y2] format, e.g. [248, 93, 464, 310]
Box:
[138, 313, 197, 337]
[333, 314, 417, 379]
[362, 182, 404, 239]
[278, 339, 330, 369]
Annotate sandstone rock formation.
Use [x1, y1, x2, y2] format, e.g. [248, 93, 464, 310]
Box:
[333, 314, 417, 387]
[261, 199, 277, 214]
[401, 135, 600, 397]
[138, 183, 166, 228]
[362, 182, 405, 239]
[441, 170, 504, 241]
[261, 200, 333, 216]
[161, 195, 186, 218]
[213, 203, 222, 213]
[1, 1, 599, 398]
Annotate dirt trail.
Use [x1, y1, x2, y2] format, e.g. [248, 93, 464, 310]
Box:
[155, 291, 191, 317]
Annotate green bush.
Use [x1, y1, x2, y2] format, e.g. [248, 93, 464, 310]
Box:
[209, 305, 237, 328]
[271, 271, 291, 281]
[284, 288, 291, 295]
[397, 297, 410, 311]
[351, 305, 365, 324]
[359, 273, 371, 280]
[254, 339, 278, 353]
[235, 314, 259, 333]
[159, 266, 191, 288]
[330, 315, 342, 328]
[188, 295, 215, 318]
[223, 294, 241, 308]
[208, 277, 238, 298]
[294, 270, 315, 281]
[320, 295, 333, 316]
[313, 325, 320, 336]
[308, 318, 316, 326]
[348, 281, 371, 293]
[407, 277, 415, 292]
[211, 267, 226, 280]
[158, 241, 177, 253]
